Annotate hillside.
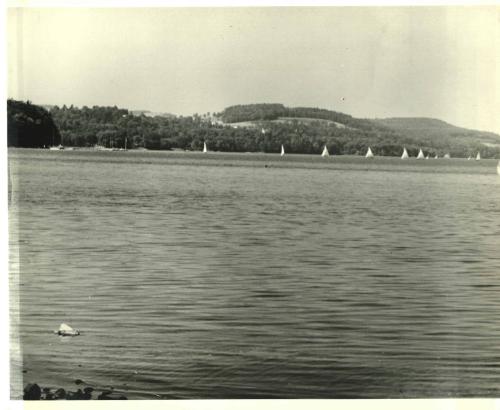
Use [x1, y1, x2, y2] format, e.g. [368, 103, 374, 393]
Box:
[373, 117, 461, 131]
[7, 99, 61, 147]
[372, 117, 500, 151]
[7, 100, 500, 158]
[218, 104, 500, 157]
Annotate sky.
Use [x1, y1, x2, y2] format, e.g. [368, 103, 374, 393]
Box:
[6, 6, 500, 133]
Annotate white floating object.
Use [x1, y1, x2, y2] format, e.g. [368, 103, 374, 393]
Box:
[416, 149, 425, 160]
[401, 147, 409, 159]
[281, 144, 285, 156]
[365, 147, 374, 158]
[56, 323, 80, 336]
[497, 161, 500, 175]
[202, 142, 207, 153]
[321, 145, 329, 157]
[476, 152, 481, 161]
[443, 153, 451, 159]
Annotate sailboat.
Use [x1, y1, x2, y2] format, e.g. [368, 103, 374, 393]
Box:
[49, 144, 64, 150]
[497, 161, 500, 175]
[416, 149, 425, 159]
[443, 153, 451, 159]
[49, 128, 64, 150]
[321, 145, 329, 157]
[55, 323, 80, 337]
[476, 152, 481, 161]
[365, 147, 374, 158]
[281, 145, 285, 156]
[425, 155, 429, 160]
[401, 147, 409, 159]
[467, 156, 472, 160]
[434, 154, 439, 159]
[203, 142, 208, 153]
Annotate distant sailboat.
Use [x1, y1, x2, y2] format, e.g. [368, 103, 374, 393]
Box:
[476, 152, 481, 161]
[497, 161, 500, 175]
[401, 147, 409, 159]
[434, 154, 439, 159]
[203, 142, 208, 153]
[365, 147, 374, 158]
[425, 155, 429, 160]
[467, 156, 472, 160]
[321, 146, 329, 157]
[416, 149, 425, 160]
[281, 145, 285, 156]
[49, 144, 64, 151]
[55, 323, 80, 337]
[444, 153, 451, 159]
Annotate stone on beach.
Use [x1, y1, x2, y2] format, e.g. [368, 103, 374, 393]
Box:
[23, 383, 41, 400]
[98, 390, 128, 400]
[22, 380, 128, 400]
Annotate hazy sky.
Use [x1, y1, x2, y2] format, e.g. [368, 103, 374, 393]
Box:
[7, 7, 499, 133]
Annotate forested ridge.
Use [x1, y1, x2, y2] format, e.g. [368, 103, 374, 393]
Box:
[7, 100, 500, 158]
[7, 99, 61, 147]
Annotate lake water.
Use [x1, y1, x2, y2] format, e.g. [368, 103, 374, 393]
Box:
[8, 149, 500, 399]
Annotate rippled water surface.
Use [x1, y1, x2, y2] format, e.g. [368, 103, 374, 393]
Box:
[8, 149, 500, 398]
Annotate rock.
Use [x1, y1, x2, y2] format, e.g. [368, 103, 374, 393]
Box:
[23, 383, 41, 400]
[66, 389, 84, 400]
[82, 387, 94, 400]
[98, 391, 127, 400]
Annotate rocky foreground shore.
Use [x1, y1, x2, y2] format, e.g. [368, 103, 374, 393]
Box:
[23, 380, 128, 400]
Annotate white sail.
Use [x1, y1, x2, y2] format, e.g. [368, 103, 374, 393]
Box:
[56, 323, 79, 336]
[49, 144, 64, 151]
[365, 147, 374, 158]
[476, 152, 481, 161]
[425, 155, 429, 160]
[467, 156, 471, 160]
[203, 142, 207, 153]
[321, 145, 329, 157]
[444, 153, 451, 159]
[401, 147, 409, 159]
[497, 161, 500, 176]
[416, 149, 425, 159]
[281, 145, 285, 156]
[434, 154, 438, 159]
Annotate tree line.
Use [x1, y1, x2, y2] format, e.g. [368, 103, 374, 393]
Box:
[7, 100, 500, 158]
[7, 99, 61, 147]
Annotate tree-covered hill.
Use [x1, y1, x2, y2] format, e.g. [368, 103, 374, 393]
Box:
[7, 99, 61, 147]
[7, 100, 500, 158]
[219, 104, 382, 132]
[372, 117, 500, 156]
[218, 104, 500, 158]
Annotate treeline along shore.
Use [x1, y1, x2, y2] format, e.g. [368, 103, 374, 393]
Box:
[7, 99, 500, 158]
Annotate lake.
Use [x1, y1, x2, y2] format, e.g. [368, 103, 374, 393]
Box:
[8, 149, 500, 399]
